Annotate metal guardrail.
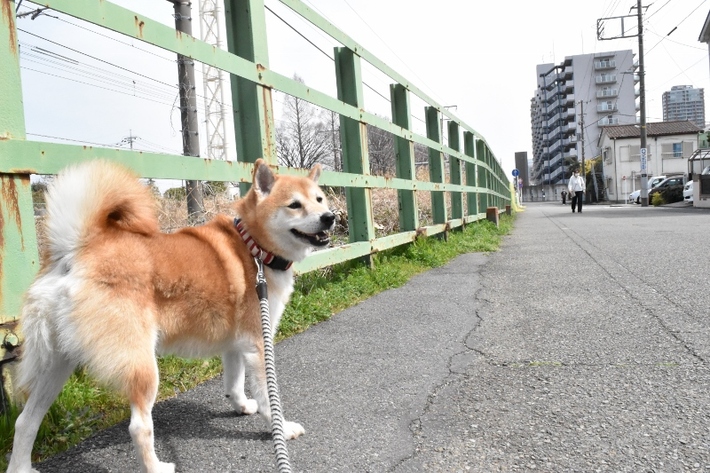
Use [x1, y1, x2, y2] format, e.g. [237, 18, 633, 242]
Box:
[0, 0, 511, 372]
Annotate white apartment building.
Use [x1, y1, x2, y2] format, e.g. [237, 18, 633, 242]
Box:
[530, 50, 639, 197]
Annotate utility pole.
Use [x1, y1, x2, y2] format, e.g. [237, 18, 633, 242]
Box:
[579, 100, 586, 175]
[597, 1, 648, 205]
[634, 0, 649, 206]
[169, 0, 205, 224]
[121, 129, 137, 150]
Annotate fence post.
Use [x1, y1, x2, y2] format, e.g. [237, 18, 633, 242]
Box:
[478, 143, 493, 209]
[0, 0, 39, 398]
[476, 140, 488, 213]
[447, 121, 463, 221]
[425, 107, 447, 229]
[464, 132, 478, 218]
[224, 0, 276, 194]
[390, 84, 418, 232]
[334, 47, 374, 266]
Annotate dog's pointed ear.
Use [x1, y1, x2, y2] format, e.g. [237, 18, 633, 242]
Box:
[253, 159, 275, 196]
[308, 163, 322, 183]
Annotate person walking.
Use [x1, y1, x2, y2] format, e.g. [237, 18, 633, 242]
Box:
[561, 190, 567, 204]
[568, 170, 586, 213]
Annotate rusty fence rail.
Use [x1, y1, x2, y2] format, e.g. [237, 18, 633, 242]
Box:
[0, 0, 511, 375]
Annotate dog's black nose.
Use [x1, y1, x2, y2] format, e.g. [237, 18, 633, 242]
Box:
[321, 212, 335, 227]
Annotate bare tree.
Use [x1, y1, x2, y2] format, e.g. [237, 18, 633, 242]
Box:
[276, 75, 333, 169]
[367, 123, 395, 176]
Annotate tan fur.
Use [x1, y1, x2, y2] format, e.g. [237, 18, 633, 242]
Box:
[8, 159, 334, 473]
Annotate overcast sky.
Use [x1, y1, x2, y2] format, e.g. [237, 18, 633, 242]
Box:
[16, 0, 710, 184]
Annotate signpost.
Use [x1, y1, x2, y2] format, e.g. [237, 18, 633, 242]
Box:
[640, 147, 649, 206]
[512, 169, 520, 203]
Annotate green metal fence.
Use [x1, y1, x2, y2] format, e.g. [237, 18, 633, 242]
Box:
[0, 0, 511, 368]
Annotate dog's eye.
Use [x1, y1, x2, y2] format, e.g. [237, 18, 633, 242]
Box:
[288, 201, 302, 209]
[316, 196, 323, 203]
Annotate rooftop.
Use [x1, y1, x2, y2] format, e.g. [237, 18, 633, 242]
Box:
[600, 120, 704, 140]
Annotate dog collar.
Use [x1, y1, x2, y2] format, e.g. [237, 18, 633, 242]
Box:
[233, 218, 293, 271]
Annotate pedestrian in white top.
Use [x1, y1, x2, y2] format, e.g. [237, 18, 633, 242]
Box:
[568, 170, 586, 213]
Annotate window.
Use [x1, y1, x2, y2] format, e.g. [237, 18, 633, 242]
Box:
[661, 141, 695, 159]
[673, 143, 682, 158]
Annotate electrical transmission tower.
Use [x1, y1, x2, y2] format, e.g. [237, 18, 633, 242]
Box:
[198, 0, 228, 161]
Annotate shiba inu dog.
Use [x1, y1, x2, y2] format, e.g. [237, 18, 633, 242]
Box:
[7, 159, 335, 473]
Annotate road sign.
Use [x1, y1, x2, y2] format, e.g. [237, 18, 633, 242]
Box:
[640, 148, 647, 173]
[512, 169, 519, 177]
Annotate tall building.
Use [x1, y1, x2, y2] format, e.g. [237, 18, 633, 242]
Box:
[530, 50, 639, 191]
[662, 85, 705, 128]
[514, 151, 530, 187]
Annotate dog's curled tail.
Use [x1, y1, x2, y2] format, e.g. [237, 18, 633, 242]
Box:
[44, 160, 159, 262]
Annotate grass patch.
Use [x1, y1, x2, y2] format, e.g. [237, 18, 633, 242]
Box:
[0, 214, 513, 468]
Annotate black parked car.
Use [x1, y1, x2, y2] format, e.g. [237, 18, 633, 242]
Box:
[648, 176, 685, 203]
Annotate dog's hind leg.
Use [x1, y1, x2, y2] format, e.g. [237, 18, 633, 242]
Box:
[7, 356, 75, 473]
[125, 358, 175, 473]
[222, 349, 258, 415]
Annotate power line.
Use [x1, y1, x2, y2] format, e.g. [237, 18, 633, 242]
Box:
[645, 0, 709, 56]
[18, 28, 236, 115]
[263, 4, 392, 109]
[27, 132, 119, 148]
[19, 28, 178, 91]
[16, 3, 176, 64]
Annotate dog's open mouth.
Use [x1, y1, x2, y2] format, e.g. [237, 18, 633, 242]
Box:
[291, 229, 330, 247]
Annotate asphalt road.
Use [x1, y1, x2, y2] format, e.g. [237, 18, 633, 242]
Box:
[36, 200, 710, 472]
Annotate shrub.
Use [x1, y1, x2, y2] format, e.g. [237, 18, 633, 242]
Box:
[164, 187, 186, 200]
[203, 181, 228, 197]
[651, 192, 665, 206]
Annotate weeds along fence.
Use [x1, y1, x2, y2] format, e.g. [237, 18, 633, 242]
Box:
[0, 0, 511, 371]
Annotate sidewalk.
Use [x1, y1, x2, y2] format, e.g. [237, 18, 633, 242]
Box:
[38, 202, 710, 472]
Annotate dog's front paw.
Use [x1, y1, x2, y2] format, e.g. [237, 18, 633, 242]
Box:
[240, 399, 258, 415]
[155, 461, 175, 473]
[283, 421, 305, 439]
[229, 397, 258, 415]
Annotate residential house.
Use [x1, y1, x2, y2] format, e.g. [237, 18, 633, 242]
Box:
[598, 120, 703, 202]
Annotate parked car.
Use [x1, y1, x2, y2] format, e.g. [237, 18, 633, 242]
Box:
[683, 180, 693, 203]
[648, 176, 685, 203]
[628, 175, 666, 204]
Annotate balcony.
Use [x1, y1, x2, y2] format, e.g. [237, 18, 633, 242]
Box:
[594, 59, 616, 70]
[563, 149, 578, 160]
[551, 153, 564, 167]
[546, 111, 561, 125]
[550, 166, 564, 180]
[596, 88, 618, 98]
[599, 117, 620, 126]
[597, 103, 618, 113]
[562, 136, 577, 149]
[596, 74, 617, 84]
